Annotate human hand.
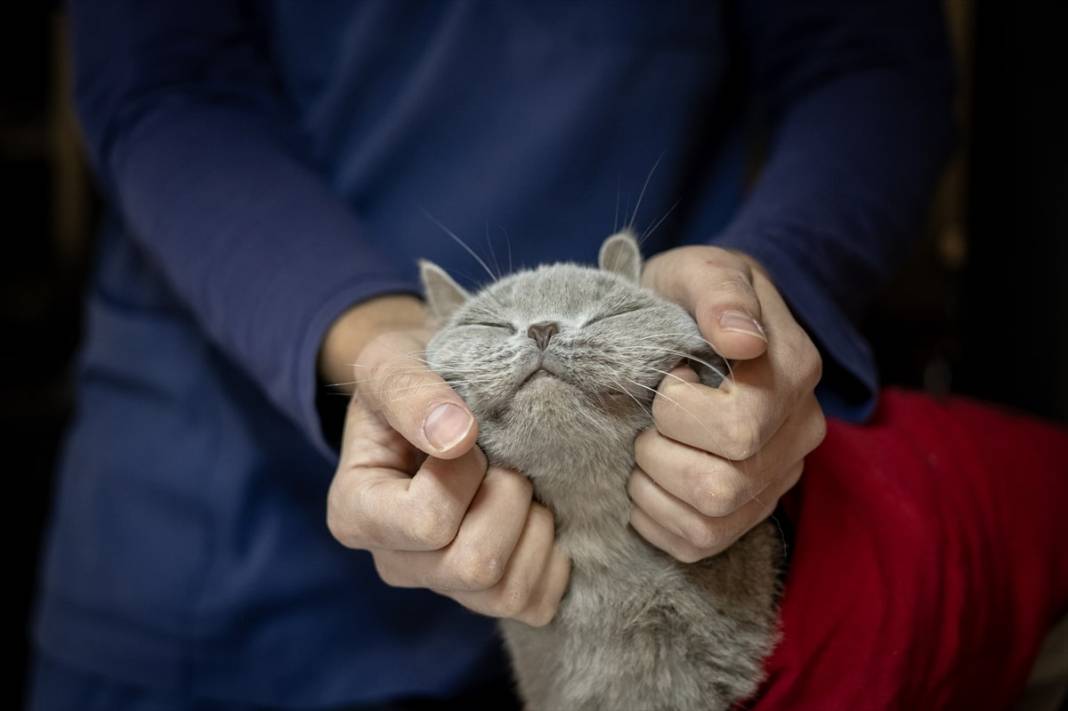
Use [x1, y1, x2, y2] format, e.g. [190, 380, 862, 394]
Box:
[322, 297, 570, 626]
[628, 246, 827, 562]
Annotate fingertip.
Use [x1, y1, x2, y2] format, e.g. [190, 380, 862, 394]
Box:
[669, 363, 700, 384]
[708, 330, 768, 360]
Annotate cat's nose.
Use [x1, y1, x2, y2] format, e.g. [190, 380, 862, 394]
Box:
[526, 321, 559, 350]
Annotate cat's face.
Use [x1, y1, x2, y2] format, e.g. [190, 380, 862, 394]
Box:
[420, 231, 724, 457]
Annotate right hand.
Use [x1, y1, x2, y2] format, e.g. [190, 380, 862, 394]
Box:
[323, 299, 571, 627]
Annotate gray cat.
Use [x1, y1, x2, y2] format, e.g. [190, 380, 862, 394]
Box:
[419, 230, 782, 711]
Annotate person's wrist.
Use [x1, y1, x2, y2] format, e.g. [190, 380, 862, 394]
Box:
[318, 294, 428, 392]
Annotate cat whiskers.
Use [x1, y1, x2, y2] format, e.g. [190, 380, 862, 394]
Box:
[421, 208, 510, 311]
[626, 345, 731, 385]
[374, 377, 500, 405]
[623, 332, 735, 383]
[603, 375, 654, 419]
[335, 365, 495, 385]
[641, 365, 695, 388]
[638, 198, 680, 247]
[347, 347, 435, 366]
[626, 151, 663, 232]
[638, 329, 730, 363]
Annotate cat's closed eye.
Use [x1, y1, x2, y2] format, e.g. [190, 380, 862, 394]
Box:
[460, 320, 517, 333]
[583, 305, 647, 327]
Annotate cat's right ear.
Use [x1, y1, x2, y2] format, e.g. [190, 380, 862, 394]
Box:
[418, 259, 470, 322]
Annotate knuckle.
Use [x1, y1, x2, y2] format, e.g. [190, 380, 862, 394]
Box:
[712, 246, 750, 272]
[494, 578, 533, 619]
[325, 507, 352, 547]
[364, 357, 394, 404]
[522, 601, 557, 628]
[679, 449, 714, 486]
[810, 409, 828, 450]
[325, 482, 361, 547]
[722, 416, 761, 461]
[708, 273, 758, 307]
[325, 488, 344, 536]
[372, 554, 402, 588]
[801, 339, 824, 389]
[325, 514, 343, 546]
[683, 516, 726, 552]
[352, 336, 383, 371]
[671, 541, 707, 564]
[409, 500, 459, 549]
[376, 367, 425, 408]
[355, 338, 395, 385]
[453, 548, 506, 590]
[692, 473, 743, 518]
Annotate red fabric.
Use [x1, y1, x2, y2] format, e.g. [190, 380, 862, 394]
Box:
[748, 387, 1068, 710]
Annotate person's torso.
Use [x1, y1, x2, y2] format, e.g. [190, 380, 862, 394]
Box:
[32, 2, 748, 706]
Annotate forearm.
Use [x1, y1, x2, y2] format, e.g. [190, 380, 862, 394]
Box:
[71, 0, 424, 457]
[716, 0, 955, 420]
[717, 69, 954, 320]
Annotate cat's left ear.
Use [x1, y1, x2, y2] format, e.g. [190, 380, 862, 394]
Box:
[598, 229, 643, 284]
[418, 259, 470, 322]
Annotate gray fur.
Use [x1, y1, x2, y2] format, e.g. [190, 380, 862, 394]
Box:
[420, 229, 782, 711]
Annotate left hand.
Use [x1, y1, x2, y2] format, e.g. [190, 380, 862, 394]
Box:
[628, 245, 827, 562]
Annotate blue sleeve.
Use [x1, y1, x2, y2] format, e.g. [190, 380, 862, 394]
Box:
[715, 0, 956, 422]
[69, 0, 423, 459]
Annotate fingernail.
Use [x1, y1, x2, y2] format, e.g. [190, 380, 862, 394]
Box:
[423, 403, 473, 452]
[719, 310, 767, 341]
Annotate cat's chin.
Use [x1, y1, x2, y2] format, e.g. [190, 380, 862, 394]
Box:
[517, 368, 561, 388]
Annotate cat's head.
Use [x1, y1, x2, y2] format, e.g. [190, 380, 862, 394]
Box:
[419, 230, 725, 463]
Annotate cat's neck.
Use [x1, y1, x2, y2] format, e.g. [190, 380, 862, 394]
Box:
[488, 417, 649, 567]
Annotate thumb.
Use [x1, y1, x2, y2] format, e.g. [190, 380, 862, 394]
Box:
[645, 247, 768, 361]
[353, 331, 478, 458]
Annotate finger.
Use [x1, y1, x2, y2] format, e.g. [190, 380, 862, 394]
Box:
[337, 391, 424, 474]
[646, 247, 767, 361]
[371, 466, 534, 591]
[651, 297, 820, 461]
[353, 330, 478, 458]
[635, 392, 825, 517]
[328, 441, 488, 551]
[650, 368, 781, 462]
[629, 504, 710, 564]
[633, 428, 767, 519]
[435, 504, 569, 626]
[513, 544, 571, 627]
[629, 460, 803, 561]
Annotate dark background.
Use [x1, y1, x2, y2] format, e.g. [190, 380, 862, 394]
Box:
[5, 3, 1066, 708]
